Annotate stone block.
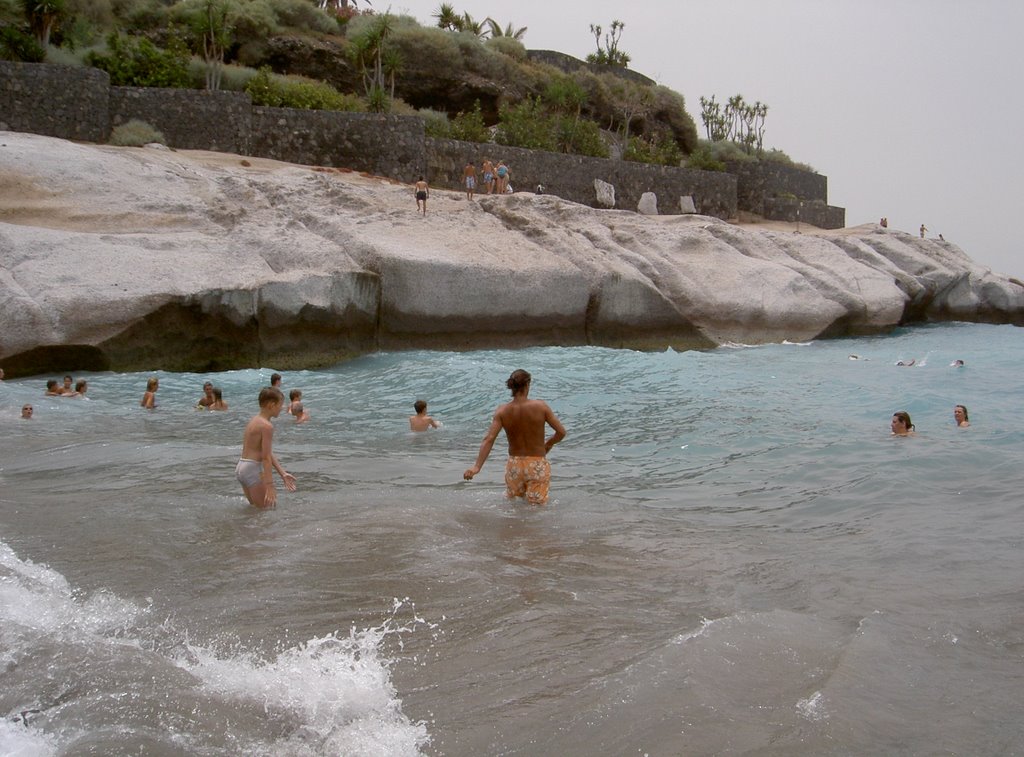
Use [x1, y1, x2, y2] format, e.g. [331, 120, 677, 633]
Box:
[679, 195, 696, 214]
[594, 178, 616, 208]
[638, 192, 658, 215]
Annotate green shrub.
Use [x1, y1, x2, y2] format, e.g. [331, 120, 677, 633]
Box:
[706, 139, 756, 164]
[650, 85, 698, 154]
[44, 44, 83, 65]
[245, 66, 364, 111]
[388, 97, 418, 116]
[496, 96, 556, 151]
[686, 144, 726, 172]
[86, 32, 190, 87]
[66, 0, 113, 27]
[761, 147, 815, 173]
[555, 117, 608, 157]
[419, 107, 450, 138]
[109, 118, 166, 146]
[188, 59, 259, 91]
[0, 0, 20, 23]
[623, 134, 682, 166]
[0, 25, 45, 61]
[389, 24, 462, 74]
[453, 31, 505, 79]
[485, 35, 525, 61]
[267, 0, 336, 33]
[110, 0, 169, 32]
[449, 100, 489, 142]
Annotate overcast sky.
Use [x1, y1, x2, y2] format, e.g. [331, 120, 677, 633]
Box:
[392, 0, 1023, 278]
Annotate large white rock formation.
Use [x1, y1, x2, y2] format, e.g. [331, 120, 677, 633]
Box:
[1, 132, 1021, 374]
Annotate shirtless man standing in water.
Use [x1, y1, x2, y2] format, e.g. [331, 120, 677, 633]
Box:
[236, 386, 297, 508]
[463, 369, 566, 505]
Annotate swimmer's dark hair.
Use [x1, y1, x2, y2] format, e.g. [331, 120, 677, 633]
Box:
[507, 369, 531, 395]
[414, 399, 427, 413]
[893, 410, 914, 430]
[212, 387, 223, 400]
[259, 386, 283, 407]
[270, 373, 282, 386]
[289, 389, 302, 401]
[291, 401, 304, 415]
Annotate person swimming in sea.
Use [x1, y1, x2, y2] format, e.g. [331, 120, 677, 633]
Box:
[891, 411, 915, 436]
[953, 405, 970, 427]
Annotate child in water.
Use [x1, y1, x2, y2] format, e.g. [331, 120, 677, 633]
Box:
[210, 387, 228, 411]
[140, 377, 158, 409]
[235, 386, 297, 508]
[409, 399, 440, 432]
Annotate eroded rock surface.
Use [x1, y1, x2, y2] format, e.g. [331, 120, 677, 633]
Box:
[1, 132, 1021, 375]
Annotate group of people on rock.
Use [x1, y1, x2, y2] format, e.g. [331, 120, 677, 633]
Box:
[462, 159, 511, 201]
[413, 158, 519, 215]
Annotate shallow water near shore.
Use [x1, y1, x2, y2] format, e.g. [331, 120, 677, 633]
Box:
[1, 322, 1023, 755]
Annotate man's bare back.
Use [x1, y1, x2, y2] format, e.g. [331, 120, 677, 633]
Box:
[495, 397, 558, 457]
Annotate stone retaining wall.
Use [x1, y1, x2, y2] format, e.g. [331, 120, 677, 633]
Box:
[1, 61, 843, 226]
[726, 159, 844, 229]
[428, 137, 736, 218]
[109, 87, 252, 153]
[250, 108, 425, 182]
[763, 198, 846, 229]
[0, 61, 109, 142]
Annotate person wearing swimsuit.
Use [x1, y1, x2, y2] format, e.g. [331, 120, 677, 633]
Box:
[464, 369, 566, 505]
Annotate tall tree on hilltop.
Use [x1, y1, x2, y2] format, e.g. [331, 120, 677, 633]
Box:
[586, 19, 630, 67]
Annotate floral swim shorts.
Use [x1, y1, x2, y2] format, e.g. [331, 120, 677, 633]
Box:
[504, 456, 551, 505]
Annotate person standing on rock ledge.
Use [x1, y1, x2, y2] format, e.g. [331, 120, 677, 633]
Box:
[463, 162, 476, 201]
[463, 369, 566, 505]
[920, 224, 927, 238]
[415, 176, 429, 216]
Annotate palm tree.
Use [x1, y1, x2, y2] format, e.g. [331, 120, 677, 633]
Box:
[350, 11, 396, 110]
[485, 18, 527, 40]
[21, 0, 66, 49]
[382, 47, 402, 100]
[434, 3, 459, 31]
[459, 12, 489, 38]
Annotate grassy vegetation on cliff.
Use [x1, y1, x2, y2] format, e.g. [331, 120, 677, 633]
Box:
[0, 0, 812, 171]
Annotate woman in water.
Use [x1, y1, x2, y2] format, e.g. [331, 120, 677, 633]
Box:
[891, 411, 915, 436]
[140, 377, 158, 409]
[953, 405, 970, 427]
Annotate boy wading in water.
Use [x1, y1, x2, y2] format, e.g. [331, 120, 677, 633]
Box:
[463, 369, 566, 505]
[236, 386, 297, 508]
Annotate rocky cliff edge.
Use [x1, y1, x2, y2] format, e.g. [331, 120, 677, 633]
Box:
[1, 132, 1021, 376]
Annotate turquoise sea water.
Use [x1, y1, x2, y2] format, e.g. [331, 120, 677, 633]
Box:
[1, 322, 1023, 755]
